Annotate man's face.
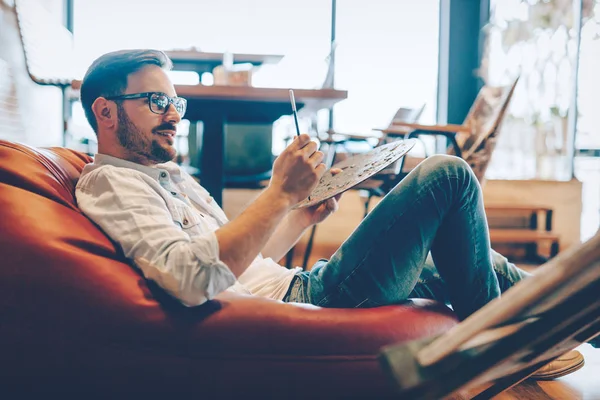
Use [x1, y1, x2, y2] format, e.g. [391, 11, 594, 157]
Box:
[114, 65, 181, 164]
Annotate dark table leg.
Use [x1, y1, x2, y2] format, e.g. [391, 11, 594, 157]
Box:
[200, 112, 225, 206]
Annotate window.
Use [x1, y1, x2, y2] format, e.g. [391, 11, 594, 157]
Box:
[73, 0, 331, 84]
[333, 0, 440, 133]
[577, 0, 600, 153]
[71, 0, 332, 149]
[482, 0, 599, 239]
[71, 1, 440, 155]
[575, 0, 600, 241]
[482, 0, 578, 180]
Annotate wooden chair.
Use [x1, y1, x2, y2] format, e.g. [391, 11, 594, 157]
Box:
[14, 0, 79, 145]
[320, 78, 518, 217]
[381, 78, 520, 184]
[321, 104, 426, 162]
[320, 104, 427, 217]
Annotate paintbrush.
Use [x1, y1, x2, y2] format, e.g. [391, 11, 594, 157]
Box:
[289, 89, 301, 137]
[289, 89, 311, 201]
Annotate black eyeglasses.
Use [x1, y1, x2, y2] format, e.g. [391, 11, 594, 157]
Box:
[105, 92, 187, 118]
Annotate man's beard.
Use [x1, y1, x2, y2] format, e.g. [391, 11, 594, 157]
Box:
[116, 104, 175, 164]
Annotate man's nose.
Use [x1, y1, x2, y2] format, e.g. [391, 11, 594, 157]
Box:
[163, 103, 181, 125]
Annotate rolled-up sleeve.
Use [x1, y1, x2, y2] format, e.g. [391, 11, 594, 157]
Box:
[76, 168, 236, 306]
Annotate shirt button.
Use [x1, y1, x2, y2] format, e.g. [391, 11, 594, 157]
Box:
[182, 218, 189, 225]
[160, 172, 167, 178]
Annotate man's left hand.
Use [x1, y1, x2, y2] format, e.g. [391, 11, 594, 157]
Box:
[293, 168, 343, 228]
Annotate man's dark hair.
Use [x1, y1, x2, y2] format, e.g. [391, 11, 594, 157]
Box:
[80, 49, 173, 133]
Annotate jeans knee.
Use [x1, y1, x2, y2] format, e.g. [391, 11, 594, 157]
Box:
[491, 249, 531, 291]
[421, 154, 473, 180]
[425, 153, 467, 168]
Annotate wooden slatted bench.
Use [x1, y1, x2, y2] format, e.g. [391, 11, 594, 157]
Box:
[489, 228, 559, 255]
[485, 204, 560, 263]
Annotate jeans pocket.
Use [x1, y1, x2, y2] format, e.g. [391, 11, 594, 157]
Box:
[283, 274, 309, 304]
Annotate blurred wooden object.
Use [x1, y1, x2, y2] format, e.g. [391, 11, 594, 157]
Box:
[486, 205, 560, 263]
[380, 230, 600, 399]
[173, 85, 347, 110]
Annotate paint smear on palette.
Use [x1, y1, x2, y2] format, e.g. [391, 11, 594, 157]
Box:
[293, 138, 417, 209]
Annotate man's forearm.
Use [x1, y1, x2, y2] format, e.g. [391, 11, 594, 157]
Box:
[214, 188, 292, 277]
[261, 212, 310, 263]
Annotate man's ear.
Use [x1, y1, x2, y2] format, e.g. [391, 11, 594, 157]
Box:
[91, 97, 116, 130]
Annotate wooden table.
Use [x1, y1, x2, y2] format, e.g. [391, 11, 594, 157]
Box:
[164, 50, 283, 75]
[174, 85, 348, 205]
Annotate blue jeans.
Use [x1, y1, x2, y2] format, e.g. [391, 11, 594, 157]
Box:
[284, 155, 530, 321]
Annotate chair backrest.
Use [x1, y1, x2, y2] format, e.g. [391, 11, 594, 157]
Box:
[14, 0, 75, 87]
[384, 104, 426, 174]
[455, 78, 519, 182]
[456, 78, 519, 160]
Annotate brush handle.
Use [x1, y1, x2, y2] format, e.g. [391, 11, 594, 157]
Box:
[289, 90, 301, 136]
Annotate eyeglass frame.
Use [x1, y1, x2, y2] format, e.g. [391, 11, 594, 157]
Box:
[104, 92, 187, 118]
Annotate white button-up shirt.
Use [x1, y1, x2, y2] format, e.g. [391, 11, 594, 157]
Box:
[75, 154, 300, 306]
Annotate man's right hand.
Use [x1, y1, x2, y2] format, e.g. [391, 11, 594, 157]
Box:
[268, 133, 326, 207]
[214, 133, 325, 277]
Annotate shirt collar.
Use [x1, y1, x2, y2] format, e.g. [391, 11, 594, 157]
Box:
[93, 154, 182, 182]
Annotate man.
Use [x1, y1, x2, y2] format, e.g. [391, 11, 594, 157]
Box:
[75, 49, 584, 379]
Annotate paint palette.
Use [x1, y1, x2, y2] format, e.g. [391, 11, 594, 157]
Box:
[293, 138, 417, 209]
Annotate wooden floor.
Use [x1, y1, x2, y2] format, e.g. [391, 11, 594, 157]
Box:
[288, 244, 599, 399]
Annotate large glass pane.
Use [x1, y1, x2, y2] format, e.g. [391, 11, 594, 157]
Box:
[482, 0, 578, 181]
[333, 0, 440, 134]
[575, 0, 600, 241]
[577, 0, 600, 152]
